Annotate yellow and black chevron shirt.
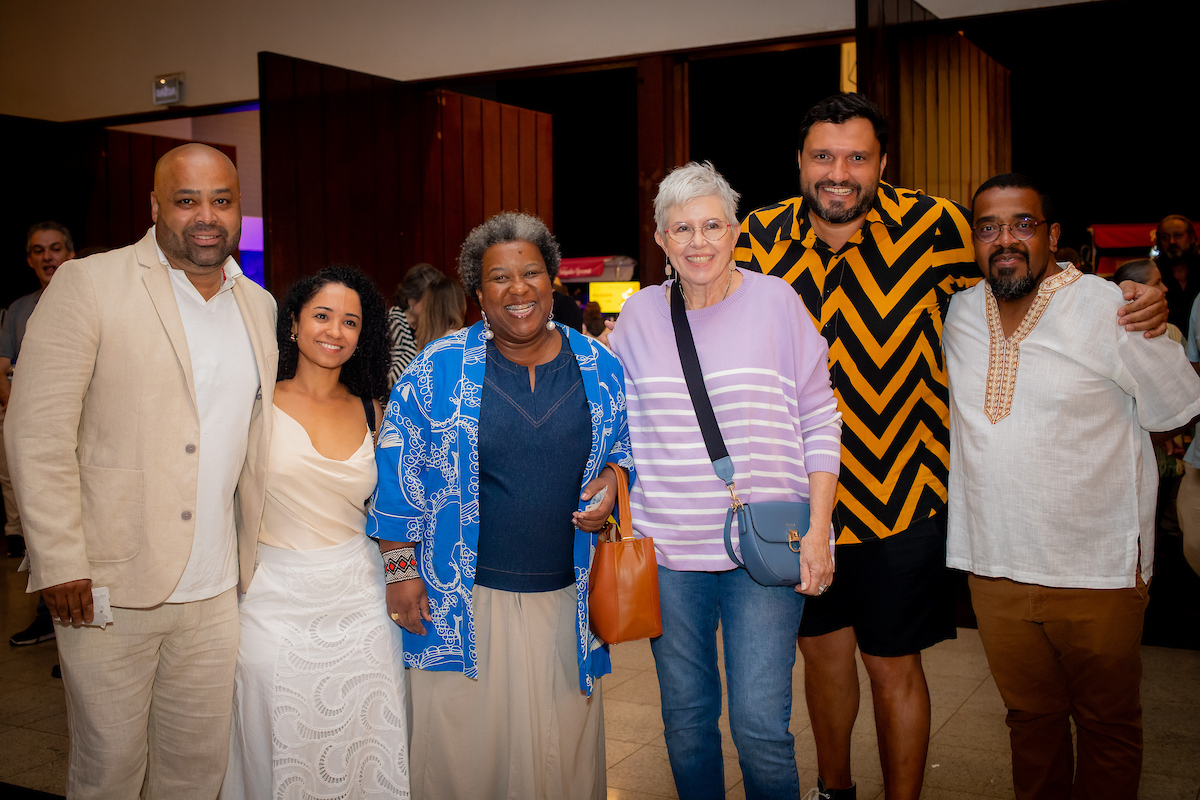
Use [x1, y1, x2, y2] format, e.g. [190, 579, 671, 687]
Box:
[735, 182, 980, 545]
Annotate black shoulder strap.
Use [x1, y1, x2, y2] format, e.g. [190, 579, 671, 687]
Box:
[669, 280, 730, 466]
[361, 394, 376, 435]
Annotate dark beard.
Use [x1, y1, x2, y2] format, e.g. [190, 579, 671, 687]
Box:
[157, 221, 236, 268]
[988, 272, 1038, 300]
[987, 247, 1045, 300]
[801, 178, 877, 224]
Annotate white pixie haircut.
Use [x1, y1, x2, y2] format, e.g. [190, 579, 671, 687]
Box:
[653, 161, 741, 233]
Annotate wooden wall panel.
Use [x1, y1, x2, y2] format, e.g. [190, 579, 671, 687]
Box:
[106, 131, 133, 247]
[84, 130, 237, 255]
[259, 52, 424, 294]
[886, 32, 1009, 206]
[857, 1, 1010, 207]
[258, 55, 552, 294]
[518, 108, 538, 215]
[420, 91, 445, 269]
[500, 105, 521, 213]
[293, 59, 326, 279]
[636, 55, 689, 288]
[420, 89, 554, 271]
[396, 83, 423, 273]
[481, 101, 503, 222]
[260, 52, 299, 287]
[536, 113, 554, 228]
[321, 66, 353, 270]
[441, 92, 466, 268]
[462, 96, 484, 236]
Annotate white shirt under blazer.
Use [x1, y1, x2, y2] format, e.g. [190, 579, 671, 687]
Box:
[5, 228, 277, 607]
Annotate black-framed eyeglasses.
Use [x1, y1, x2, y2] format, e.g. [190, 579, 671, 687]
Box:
[664, 219, 732, 245]
[972, 218, 1047, 244]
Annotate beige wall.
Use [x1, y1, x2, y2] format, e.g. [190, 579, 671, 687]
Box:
[1, 0, 848, 122]
[0, 0, 1094, 123]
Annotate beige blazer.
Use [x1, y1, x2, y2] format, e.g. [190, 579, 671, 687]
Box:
[4, 229, 278, 607]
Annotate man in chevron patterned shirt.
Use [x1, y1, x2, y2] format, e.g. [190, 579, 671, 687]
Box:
[734, 92, 1167, 800]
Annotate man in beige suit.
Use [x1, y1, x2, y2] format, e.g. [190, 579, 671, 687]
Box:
[4, 143, 277, 799]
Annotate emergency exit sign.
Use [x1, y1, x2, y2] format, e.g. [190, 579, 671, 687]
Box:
[153, 74, 183, 106]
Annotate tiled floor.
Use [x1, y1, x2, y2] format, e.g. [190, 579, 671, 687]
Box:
[2, 553, 1198, 799]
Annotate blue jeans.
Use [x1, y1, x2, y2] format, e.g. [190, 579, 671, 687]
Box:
[650, 565, 806, 800]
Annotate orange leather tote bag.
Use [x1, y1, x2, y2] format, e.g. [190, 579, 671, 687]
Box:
[588, 463, 662, 643]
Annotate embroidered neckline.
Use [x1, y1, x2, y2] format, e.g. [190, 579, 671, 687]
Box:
[982, 265, 1081, 424]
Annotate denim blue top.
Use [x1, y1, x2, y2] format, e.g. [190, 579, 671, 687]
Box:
[368, 321, 635, 695]
[476, 331, 591, 592]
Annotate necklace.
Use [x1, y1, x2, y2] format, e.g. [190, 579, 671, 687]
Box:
[679, 267, 736, 310]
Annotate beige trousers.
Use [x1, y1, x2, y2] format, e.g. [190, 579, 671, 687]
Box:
[1176, 463, 1200, 576]
[56, 588, 239, 800]
[409, 584, 605, 800]
[0, 404, 24, 539]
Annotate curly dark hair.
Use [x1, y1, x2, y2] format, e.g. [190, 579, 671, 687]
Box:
[277, 265, 389, 399]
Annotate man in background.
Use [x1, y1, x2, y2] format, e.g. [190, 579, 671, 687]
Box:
[1155, 214, 1198, 330]
[2, 221, 74, 646]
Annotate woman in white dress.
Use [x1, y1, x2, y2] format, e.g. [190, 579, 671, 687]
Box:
[224, 265, 409, 799]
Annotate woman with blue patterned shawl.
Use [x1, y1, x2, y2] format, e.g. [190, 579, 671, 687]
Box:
[368, 213, 635, 800]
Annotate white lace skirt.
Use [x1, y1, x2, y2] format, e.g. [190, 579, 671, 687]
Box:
[222, 535, 410, 799]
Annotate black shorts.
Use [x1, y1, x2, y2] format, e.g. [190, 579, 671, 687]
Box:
[798, 513, 956, 657]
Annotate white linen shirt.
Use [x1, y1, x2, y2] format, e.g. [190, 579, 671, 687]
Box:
[157, 241, 259, 603]
[945, 265, 1200, 589]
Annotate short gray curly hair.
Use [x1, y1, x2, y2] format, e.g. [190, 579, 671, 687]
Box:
[654, 161, 741, 233]
[457, 212, 562, 299]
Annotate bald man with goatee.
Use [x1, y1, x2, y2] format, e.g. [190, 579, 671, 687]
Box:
[4, 144, 277, 798]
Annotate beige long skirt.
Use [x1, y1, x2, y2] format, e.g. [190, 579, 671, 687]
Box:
[408, 584, 605, 800]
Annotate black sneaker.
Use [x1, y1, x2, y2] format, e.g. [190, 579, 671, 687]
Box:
[9, 615, 55, 646]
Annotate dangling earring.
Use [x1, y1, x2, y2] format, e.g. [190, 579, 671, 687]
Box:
[481, 311, 494, 340]
[289, 332, 297, 342]
[665, 257, 673, 278]
[546, 311, 556, 331]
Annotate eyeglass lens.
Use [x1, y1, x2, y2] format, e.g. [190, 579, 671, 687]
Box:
[667, 221, 730, 244]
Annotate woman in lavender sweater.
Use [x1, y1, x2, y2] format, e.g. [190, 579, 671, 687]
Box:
[608, 162, 841, 800]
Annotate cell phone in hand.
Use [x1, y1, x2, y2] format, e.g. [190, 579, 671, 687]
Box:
[584, 487, 608, 512]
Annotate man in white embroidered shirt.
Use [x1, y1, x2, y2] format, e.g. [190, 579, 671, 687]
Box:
[943, 173, 1200, 800]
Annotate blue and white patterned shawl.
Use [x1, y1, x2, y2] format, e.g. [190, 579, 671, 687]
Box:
[368, 321, 634, 695]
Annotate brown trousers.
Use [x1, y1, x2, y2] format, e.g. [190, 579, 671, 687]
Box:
[968, 574, 1148, 800]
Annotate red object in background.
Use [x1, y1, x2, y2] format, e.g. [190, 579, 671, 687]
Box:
[558, 257, 608, 280]
[1087, 223, 1156, 276]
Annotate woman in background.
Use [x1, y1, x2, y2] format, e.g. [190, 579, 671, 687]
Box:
[386, 262, 441, 386]
[582, 301, 606, 339]
[413, 273, 467, 352]
[224, 265, 408, 799]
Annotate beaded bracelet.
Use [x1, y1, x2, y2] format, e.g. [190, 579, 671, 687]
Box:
[383, 546, 419, 584]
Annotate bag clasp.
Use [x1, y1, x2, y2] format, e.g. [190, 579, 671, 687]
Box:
[788, 528, 801, 553]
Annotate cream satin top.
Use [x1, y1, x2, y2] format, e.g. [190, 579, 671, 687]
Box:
[257, 404, 376, 550]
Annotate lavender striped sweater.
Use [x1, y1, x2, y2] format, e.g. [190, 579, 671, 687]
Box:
[609, 269, 842, 571]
